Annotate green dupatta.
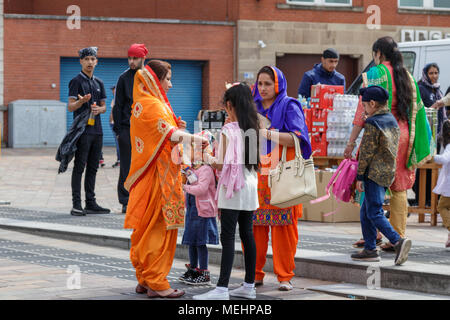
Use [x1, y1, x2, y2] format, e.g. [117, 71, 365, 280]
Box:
[362, 64, 433, 170]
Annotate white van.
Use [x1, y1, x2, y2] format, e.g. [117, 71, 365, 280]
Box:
[347, 38, 450, 95]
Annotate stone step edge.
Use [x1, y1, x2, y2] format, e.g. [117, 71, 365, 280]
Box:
[307, 283, 450, 300]
[0, 218, 449, 296]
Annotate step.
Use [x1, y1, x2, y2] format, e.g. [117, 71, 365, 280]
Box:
[0, 217, 449, 297]
[308, 283, 450, 300]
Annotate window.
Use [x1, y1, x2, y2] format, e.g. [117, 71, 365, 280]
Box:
[401, 51, 416, 75]
[398, 0, 450, 10]
[287, 0, 352, 6]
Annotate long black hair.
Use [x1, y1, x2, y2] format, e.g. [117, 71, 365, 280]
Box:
[372, 36, 412, 122]
[442, 120, 450, 149]
[222, 83, 260, 171]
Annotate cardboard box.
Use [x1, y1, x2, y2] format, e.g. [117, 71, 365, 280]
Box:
[304, 108, 312, 131]
[311, 108, 329, 133]
[310, 84, 345, 109]
[301, 170, 361, 223]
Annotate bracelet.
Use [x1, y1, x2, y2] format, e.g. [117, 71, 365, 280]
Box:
[347, 141, 356, 147]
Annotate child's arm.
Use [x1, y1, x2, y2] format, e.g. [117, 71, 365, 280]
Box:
[434, 145, 450, 165]
[356, 123, 379, 181]
[183, 167, 213, 196]
[204, 132, 227, 171]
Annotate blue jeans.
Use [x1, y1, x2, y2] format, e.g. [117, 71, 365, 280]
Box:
[360, 178, 400, 251]
[189, 245, 208, 270]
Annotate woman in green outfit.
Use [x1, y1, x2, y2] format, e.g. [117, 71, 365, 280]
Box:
[344, 36, 433, 250]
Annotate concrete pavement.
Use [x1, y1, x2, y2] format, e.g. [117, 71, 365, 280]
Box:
[0, 147, 449, 299]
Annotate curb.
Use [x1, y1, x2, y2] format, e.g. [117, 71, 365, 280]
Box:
[0, 219, 449, 297]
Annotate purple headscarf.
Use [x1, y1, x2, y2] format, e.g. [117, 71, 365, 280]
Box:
[253, 66, 312, 159]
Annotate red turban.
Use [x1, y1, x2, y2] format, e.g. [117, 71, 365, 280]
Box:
[128, 44, 148, 58]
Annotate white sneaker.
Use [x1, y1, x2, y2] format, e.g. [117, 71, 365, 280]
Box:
[229, 285, 256, 299]
[278, 281, 293, 291]
[193, 288, 229, 300]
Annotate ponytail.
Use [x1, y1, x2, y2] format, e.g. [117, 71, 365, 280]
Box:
[373, 37, 412, 122]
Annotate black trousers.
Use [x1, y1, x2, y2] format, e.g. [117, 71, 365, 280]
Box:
[216, 209, 256, 288]
[117, 128, 131, 206]
[71, 133, 103, 205]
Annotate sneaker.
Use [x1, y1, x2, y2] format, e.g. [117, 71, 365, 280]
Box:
[394, 238, 412, 265]
[84, 202, 111, 214]
[278, 281, 293, 291]
[112, 161, 120, 168]
[184, 269, 211, 286]
[351, 249, 380, 262]
[229, 284, 256, 299]
[99, 159, 105, 168]
[70, 203, 85, 216]
[193, 288, 229, 300]
[178, 264, 195, 282]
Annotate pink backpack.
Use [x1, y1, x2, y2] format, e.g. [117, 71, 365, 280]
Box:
[310, 159, 358, 215]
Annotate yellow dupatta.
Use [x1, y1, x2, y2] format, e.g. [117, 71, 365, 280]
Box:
[124, 65, 184, 230]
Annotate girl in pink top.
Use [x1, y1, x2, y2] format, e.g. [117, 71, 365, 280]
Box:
[180, 131, 219, 286]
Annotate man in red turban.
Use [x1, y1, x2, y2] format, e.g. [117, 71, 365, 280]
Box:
[128, 43, 148, 58]
[112, 43, 148, 213]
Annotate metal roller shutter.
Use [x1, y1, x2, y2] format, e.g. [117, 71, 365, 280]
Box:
[60, 58, 203, 145]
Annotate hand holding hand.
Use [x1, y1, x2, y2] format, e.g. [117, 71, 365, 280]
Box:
[431, 100, 445, 109]
[177, 116, 187, 130]
[356, 181, 364, 193]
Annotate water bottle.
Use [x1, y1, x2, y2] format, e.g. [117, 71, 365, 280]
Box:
[87, 102, 96, 126]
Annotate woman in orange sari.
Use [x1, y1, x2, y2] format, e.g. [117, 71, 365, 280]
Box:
[123, 59, 207, 298]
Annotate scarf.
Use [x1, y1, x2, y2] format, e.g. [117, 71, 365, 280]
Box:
[252, 66, 312, 159]
[362, 63, 433, 169]
[124, 65, 184, 230]
[420, 64, 447, 135]
[215, 122, 245, 200]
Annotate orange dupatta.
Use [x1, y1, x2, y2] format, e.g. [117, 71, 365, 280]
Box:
[123, 65, 184, 230]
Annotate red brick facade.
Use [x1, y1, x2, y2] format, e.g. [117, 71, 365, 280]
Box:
[4, 0, 239, 21]
[239, 0, 450, 27]
[3, 0, 450, 145]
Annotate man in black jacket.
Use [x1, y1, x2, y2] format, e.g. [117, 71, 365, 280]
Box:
[113, 44, 148, 214]
[68, 47, 111, 216]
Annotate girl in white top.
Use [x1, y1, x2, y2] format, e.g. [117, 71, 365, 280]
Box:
[433, 120, 450, 248]
[193, 83, 260, 300]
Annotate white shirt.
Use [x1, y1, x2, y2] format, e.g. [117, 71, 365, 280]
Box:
[217, 167, 259, 211]
[433, 144, 450, 197]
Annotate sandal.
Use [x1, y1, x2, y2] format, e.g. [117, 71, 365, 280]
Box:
[380, 242, 395, 252]
[135, 284, 147, 294]
[147, 288, 185, 299]
[352, 238, 383, 248]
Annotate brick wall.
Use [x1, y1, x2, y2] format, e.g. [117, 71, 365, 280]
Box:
[5, 0, 240, 22]
[239, 0, 450, 27]
[2, 18, 234, 144]
[4, 18, 234, 106]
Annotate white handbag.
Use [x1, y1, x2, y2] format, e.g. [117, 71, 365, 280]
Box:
[268, 133, 317, 208]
